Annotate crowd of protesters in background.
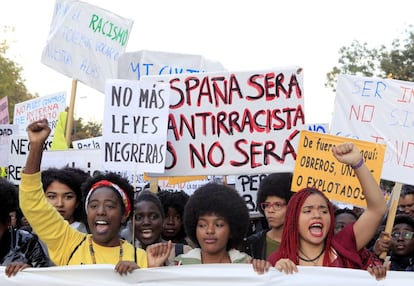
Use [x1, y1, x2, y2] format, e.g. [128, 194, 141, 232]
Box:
[1, 119, 413, 281]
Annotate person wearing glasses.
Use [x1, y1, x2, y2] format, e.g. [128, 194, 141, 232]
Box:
[398, 184, 414, 218]
[373, 215, 414, 271]
[242, 173, 293, 259]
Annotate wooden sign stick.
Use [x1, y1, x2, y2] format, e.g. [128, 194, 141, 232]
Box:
[379, 182, 402, 259]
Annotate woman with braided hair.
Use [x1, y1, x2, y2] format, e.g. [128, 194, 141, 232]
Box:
[267, 142, 388, 280]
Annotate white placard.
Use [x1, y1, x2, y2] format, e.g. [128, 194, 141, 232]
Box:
[41, 0, 133, 92]
[149, 67, 305, 176]
[330, 74, 414, 184]
[103, 79, 170, 173]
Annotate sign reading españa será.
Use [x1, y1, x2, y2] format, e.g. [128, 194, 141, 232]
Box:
[292, 131, 386, 207]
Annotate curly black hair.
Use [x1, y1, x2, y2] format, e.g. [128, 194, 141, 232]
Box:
[81, 172, 135, 224]
[157, 190, 189, 240]
[183, 182, 249, 250]
[256, 172, 293, 215]
[42, 166, 90, 222]
[334, 208, 359, 220]
[0, 178, 18, 225]
[394, 214, 414, 229]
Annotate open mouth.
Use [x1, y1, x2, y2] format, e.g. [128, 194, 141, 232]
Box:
[140, 229, 154, 239]
[95, 220, 109, 234]
[309, 223, 323, 237]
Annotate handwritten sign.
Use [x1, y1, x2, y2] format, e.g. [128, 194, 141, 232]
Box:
[330, 74, 414, 185]
[41, 0, 133, 92]
[292, 131, 386, 207]
[0, 96, 9, 124]
[13, 92, 67, 135]
[305, 123, 328, 133]
[103, 79, 170, 173]
[72, 136, 102, 149]
[147, 67, 305, 176]
[0, 124, 18, 166]
[235, 174, 268, 215]
[118, 50, 225, 80]
[7, 135, 53, 184]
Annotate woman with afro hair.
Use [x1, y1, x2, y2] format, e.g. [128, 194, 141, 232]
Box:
[174, 182, 251, 265]
[157, 190, 190, 245]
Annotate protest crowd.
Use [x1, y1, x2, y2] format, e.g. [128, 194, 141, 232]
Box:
[1, 118, 413, 283]
[1, 1, 414, 285]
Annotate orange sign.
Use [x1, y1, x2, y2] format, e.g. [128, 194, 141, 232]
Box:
[292, 131, 386, 207]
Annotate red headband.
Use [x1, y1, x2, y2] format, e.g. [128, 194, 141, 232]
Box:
[85, 180, 132, 217]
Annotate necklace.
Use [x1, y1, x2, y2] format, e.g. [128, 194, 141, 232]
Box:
[89, 237, 123, 264]
[298, 248, 324, 264]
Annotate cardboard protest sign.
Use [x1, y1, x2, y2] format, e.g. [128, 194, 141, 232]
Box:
[147, 67, 305, 176]
[118, 50, 225, 80]
[0, 96, 9, 124]
[103, 79, 170, 173]
[41, 0, 133, 92]
[7, 135, 53, 184]
[330, 74, 414, 185]
[235, 174, 268, 215]
[72, 136, 102, 149]
[0, 124, 18, 166]
[292, 131, 386, 207]
[42, 148, 147, 191]
[13, 92, 67, 135]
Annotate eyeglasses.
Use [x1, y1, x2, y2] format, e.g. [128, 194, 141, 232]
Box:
[260, 202, 286, 211]
[391, 231, 414, 240]
[398, 203, 414, 212]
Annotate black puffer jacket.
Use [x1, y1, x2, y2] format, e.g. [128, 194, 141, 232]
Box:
[0, 228, 51, 267]
[242, 230, 267, 259]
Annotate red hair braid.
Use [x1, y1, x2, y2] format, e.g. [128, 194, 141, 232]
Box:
[268, 188, 335, 266]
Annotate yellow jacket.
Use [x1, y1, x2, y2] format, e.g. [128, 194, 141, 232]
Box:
[19, 172, 147, 267]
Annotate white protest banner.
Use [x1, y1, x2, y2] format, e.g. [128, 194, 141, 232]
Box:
[148, 67, 305, 176]
[0, 96, 9, 124]
[330, 74, 414, 184]
[0, 124, 18, 166]
[41, 0, 133, 92]
[0, 264, 411, 285]
[118, 50, 225, 80]
[103, 79, 170, 173]
[72, 136, 102, 149]
[42, 149, 147, 190]
[7, 135, 53, 184]
[13, 92, 67, 135]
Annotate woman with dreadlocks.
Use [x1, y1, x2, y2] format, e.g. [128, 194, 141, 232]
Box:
[267, 142, 388, 280]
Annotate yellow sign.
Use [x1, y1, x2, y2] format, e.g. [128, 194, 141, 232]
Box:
[292, 131, 386, 207]
[143, 174, 207, 185]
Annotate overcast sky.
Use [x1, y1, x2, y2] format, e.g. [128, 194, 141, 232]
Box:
[1, 0, 412, 124]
